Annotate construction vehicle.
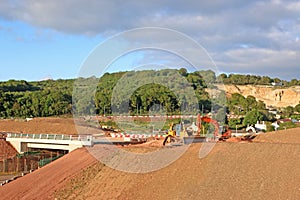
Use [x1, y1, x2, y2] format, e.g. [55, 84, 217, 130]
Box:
[163, 123, 180, 145]
[218, 125, 232, 141]
[163, 114, 231, 145]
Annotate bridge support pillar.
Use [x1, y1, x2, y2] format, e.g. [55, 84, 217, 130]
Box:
[7, 140, 22, 153]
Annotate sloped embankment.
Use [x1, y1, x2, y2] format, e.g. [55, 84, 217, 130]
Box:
[2, 128, 300, 200]
[0, 148, 97, 200]
[0, 140, 18, 160]
[254, 128, 300, 144]
[55, 128, 300, 200]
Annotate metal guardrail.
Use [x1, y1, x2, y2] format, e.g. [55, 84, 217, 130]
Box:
[6, 133, 92, 142]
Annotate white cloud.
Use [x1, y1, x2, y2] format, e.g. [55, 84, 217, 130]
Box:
[216, 48, 300, 79]
[0, 0, 299, 79]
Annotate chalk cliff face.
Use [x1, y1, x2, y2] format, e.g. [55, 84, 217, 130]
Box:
[210, 84, 300, 108]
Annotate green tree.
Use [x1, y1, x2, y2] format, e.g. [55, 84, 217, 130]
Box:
[243, 109, 264, 126]
[196, 70, 216, 85]
[282, 106, 294, 117]
[289, 79, 298, 86]
[217, 73, 227, 83]
[260, 110, 275, 121]
[178, 68, 187, 76]
[228, 118, 242, 129]
[245, 96, 257, 111]
[214, 107, 228, 125]
[295, 103, 300, 113]
[265, 121, 275, 132]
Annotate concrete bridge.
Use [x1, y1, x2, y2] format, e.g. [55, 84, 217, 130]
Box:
[6, 133, 93, 153]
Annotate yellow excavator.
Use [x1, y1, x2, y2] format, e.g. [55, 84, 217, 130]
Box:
[162, 123, 177, 145]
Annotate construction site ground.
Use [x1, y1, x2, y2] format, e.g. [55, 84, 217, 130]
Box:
[0, 117, 103, 135]
[0, 118, 300, 199]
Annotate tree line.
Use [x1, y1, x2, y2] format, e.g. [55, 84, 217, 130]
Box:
[1, 69, 300, 120]
[0, 79, 73, 118]
[217, 73, 300, 86]
[0, 69, 215, 118]
[75, 69, 213, 116]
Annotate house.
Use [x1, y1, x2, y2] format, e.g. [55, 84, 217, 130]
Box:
[271, 82, 283, 86]
[268, 110, 277, 115]
[255, 121, 267, 131]
[275, 114, 281, 119]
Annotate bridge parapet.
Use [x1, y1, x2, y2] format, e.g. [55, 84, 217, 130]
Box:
[7, 133, 92, 141]
[6, 133, 93, 153]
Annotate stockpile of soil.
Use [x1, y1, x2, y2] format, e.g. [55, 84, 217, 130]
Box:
[225, 137, 243, 143]
[0, 140, 18, 160]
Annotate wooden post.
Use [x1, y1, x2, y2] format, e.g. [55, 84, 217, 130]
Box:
[16, 157, 19, 172]
[3, 159, 7, 173]
[24, 158, 27, 172]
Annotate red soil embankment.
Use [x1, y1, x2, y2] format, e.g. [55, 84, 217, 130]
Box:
[254, 128, 300, 144]
[0, 140, 18, 160]
[0, 148, 97, 200]
[1, 119, 300, 200]
[56, 128, 300, 200]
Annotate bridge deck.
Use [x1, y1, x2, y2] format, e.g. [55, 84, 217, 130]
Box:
[6, 133, 93, 153]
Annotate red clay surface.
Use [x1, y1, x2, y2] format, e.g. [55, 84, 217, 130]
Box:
[0, 148, 97, 200]
[55, 128, 300, 200]
[0, 117, 102, 135]
[1, 118, 300, 200]
[254, 128, 300, 144]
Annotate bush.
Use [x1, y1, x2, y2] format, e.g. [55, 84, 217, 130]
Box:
[228, 118, 242, 129]
[279, 122, 297, 130]
[265, 121, 275, 132]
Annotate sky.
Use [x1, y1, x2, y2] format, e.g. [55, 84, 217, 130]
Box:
[0, 0, 300, 81]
